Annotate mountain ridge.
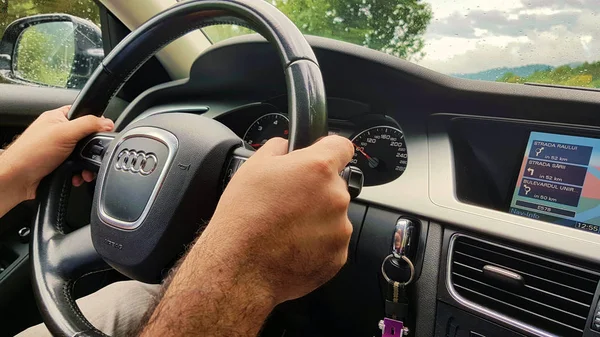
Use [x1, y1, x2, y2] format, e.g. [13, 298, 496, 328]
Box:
[452, 64, 554, 81]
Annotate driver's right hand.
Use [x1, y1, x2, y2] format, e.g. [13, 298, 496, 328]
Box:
[198, 135, 354, 305]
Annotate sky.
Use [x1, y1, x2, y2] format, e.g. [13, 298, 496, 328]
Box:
[415, 0, 600, 74]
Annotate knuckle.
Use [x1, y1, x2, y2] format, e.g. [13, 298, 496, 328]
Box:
[95, 116, 107, 128]
[342, 220, 353, 238]
[324, 219, 352, 256]
[331, 189, 351, 210]
[333, 219, 352, 249]
[311, 157, 334, 175]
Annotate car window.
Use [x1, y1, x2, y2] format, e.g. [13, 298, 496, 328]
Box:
[0, 0, 101, 88]
[202, 0, 600, 91]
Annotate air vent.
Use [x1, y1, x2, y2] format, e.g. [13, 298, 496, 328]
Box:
[449, 235, 600, 337]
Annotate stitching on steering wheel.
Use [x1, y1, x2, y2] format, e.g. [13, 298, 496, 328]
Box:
[55, 170, 111, 335]
[56, 177, 70, 235]
[63, 269, 113, 337]
[63, 280, 98, 333]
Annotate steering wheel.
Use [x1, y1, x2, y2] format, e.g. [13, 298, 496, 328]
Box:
[30, 1, 329, 335]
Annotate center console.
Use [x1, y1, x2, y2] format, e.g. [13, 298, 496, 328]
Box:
[509, 131, 600, 235]
[451, 117, 600, 237]
[433, 116, 600, 337]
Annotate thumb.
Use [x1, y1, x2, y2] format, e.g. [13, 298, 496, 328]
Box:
[253, 137, 289, 158]
[62, 116, 114, 142]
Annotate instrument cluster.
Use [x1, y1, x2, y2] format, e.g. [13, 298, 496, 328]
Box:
[218, 103, 408, 187]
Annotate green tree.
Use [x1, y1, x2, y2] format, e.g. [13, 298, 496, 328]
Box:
[0, 0, 100, 41]
[497, 62, 600, 88]
[498, 72, 524, 84]
[205, 0, 432, 61]
[14, 22, 75, 87]
[273, 0, 432, 60]
[0, 0, 100, 85]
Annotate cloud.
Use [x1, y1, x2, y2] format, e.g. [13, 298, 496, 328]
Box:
[427, 0, 523, 18]
[526, 0, 600, 11]
[416, 0, 600, 74]
[427, 10, 580, 38]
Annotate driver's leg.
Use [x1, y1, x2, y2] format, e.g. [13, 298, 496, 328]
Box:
[17, 281, 160, 336]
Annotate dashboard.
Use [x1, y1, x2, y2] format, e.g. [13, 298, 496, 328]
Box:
[222, 102, 600, 237]
[216, 99, 408, 186]
[115, 35, 600, 337]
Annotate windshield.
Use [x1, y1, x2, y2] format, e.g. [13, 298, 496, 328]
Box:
[203, 0, 600, 90]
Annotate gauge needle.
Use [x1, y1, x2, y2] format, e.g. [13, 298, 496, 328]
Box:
[353, 143, 380, 169]
[250, 143, 262, 148]
[352, 143, 371, 159]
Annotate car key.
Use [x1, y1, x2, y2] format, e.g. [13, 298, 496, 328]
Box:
[379, 218, 416, 336]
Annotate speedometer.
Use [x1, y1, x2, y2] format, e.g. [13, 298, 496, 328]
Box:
[243, 113, 289, 149]
[350, 126, 408, 186]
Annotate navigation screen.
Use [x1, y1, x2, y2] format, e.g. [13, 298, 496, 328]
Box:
[510, 132, 600, 235]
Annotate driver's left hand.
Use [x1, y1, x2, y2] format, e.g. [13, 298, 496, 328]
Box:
[0, 105, 114, 200]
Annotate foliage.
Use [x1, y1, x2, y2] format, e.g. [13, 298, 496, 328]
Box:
[203, 24, 254, 43]
[0, 0, 100, 37]
[4, 0, 600, 91]
[0, 0, 99, 86]
[497, 62, 600, 88]
[14, 22, 75, 87]
[204, 0, 433, 61]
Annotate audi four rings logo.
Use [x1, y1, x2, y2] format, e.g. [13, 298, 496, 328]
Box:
[115, 150, 158, 175]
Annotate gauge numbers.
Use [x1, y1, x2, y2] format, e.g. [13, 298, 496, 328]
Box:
[351, 126, 408, 186]
[243, 113, 290, 149]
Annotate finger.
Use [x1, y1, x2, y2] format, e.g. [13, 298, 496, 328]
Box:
[62, 115, 114, 142]
[39, 105, 72, 121]
[72, 175, 84, 187]
[301, 135, 354, 172]
[82, 170, 96, 182]
[253, 137, 289, 158]
[57, 105, 72, 118]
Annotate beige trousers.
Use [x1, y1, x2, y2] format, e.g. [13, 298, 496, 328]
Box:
[16, 281, 161, 336]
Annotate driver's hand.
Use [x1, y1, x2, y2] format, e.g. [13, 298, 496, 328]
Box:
[0, 106, 113, 200]
[200, 136, 354, 304]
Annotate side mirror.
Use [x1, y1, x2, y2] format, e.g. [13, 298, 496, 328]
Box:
[0, 14, 103, 89]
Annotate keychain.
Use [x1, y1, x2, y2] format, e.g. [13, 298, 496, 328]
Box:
[378, 219, 416, 337]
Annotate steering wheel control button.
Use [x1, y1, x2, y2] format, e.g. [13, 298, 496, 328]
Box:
[340, 166, 364, 199]
[100, 134, 172, 226]
[223, 156, 247, 189]
[78, 134, 115, 170]
[90, 144, 104, 156]
[81, 136, 112, 161]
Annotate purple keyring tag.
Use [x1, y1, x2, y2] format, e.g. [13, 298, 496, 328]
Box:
[381, 318, 404, 337]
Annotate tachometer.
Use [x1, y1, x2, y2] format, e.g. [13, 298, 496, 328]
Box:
[351, 126, 408, 186]
[243, 113, 289, 149]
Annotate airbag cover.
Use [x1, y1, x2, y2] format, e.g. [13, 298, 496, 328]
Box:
[100, 137, 170, 225]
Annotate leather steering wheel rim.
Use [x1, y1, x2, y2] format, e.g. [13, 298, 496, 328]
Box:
[31, 1, 327, 336]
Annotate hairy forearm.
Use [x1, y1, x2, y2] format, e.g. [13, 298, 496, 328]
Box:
[139, 230, 276, 337]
